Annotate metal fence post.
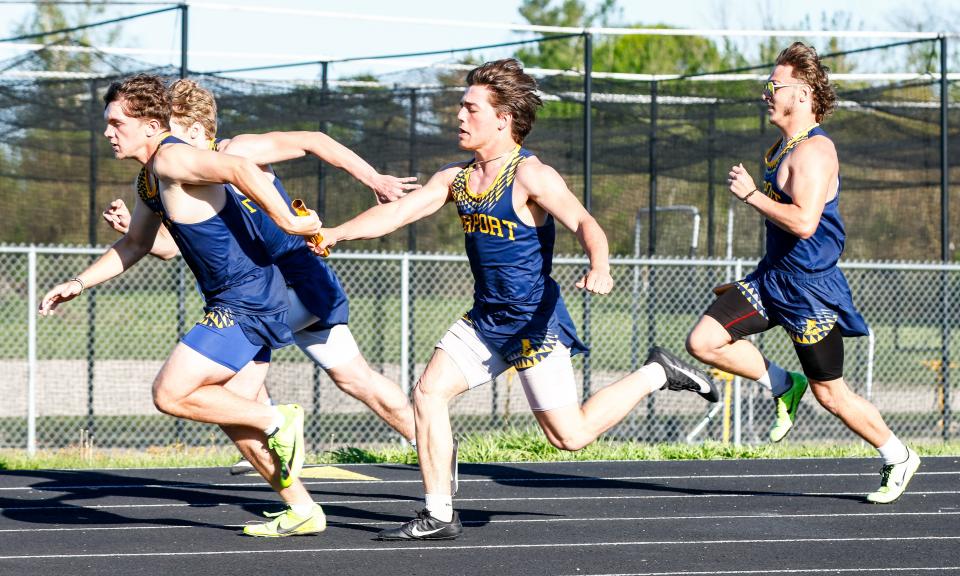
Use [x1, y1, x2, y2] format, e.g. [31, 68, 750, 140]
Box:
[86, 78, 100, 439]
[407, 90, 419, 397]
[312, 61, 331, 416]
[27, 247, 37, 456]
[645, 79, 659, 438]
[733, 259, 743, 445]
[175, 259, 186, 441]
[707, 104, 716, 257]
[939, 34, 952, 440]
[176, 7, 188, 440]
[400, 254, 411, 396]
[582, 31, 594, 399]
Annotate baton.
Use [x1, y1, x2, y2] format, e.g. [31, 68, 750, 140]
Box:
[291, 198, 330, 257]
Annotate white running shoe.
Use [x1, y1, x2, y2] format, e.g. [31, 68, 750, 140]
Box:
[866, 448, 921, 504]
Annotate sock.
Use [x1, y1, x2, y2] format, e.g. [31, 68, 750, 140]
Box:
[877, 433, 910, 465]
[290, 501, 315, 517]
[636, 362, 667, 394]
[425, 493, 453, 522]
[264, 407, 284, 436]
[758, 361, 792, 397]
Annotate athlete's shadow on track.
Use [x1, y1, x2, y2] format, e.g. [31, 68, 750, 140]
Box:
[469, 462, 867, 502]
[298, 460, 864, 536]
[0, 469, 274, 531]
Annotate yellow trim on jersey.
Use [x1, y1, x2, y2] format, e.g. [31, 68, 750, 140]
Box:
[137, 167, 159, 201]
[463, 145, 521, 200]
[452, 146, 524, 213]
[764, 123, 820, 170]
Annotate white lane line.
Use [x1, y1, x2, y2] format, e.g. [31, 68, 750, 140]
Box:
[0, 525, 195, 533]
[554, 568, 960, 575]
[1, 471, 957, 492]
[1, 510, 958, 533]
[0, 535, 958, 561]
[4, 491, 960, 512]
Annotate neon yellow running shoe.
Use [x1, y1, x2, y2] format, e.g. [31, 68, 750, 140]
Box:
[768, 372, 808, 443]
[867, 448, 921, 504]
[267, 404, 305, 489]
[243, 504, 326, 537]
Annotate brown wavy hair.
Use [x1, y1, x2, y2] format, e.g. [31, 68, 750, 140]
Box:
[168, 79, 218, 137]
[775, 42, 837, 122]
[466, 58, 543, 144]
[103, 74, 170, 127]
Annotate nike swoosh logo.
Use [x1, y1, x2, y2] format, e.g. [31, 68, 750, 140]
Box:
[410, 525, 447, 537]
[673, 365, 711, 393]
[277, 516, 312, 535]
[290, 436, 299, 475]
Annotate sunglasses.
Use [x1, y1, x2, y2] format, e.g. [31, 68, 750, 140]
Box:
[763, 81, 807, 98]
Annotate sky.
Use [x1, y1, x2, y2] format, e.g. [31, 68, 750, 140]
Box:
[0, 0, 952, 82]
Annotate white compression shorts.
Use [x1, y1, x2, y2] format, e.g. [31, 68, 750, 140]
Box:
[436, 318, 579, 412]
[286, 287, 360, 370]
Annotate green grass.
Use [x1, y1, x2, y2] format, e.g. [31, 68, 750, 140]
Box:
[2, 428, 958, 470]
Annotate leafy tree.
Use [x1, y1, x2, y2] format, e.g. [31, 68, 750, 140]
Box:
[12, 1, 121, 72]
[1, 2, 127, 244]
[514, 0, 618, 71]
[514, 0, 741, 75]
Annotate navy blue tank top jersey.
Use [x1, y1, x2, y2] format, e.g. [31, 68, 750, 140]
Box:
[761, 125, 846, 275]
[212, 138, 349, 328]
[137, 135, 291, 347]
[453, 146, 555, 306]
[451, 146, 586, 359]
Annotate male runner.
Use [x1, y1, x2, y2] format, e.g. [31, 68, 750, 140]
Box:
[685, 42, 920, 503]
[313, 58, 719, 540]
[39, 74, 325, 536]
[103, 79, 419, 479]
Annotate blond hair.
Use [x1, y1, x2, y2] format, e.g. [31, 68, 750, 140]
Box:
[168, 79, 218, 137]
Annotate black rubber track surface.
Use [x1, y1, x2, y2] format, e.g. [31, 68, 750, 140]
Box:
[1, 457, 958, 576]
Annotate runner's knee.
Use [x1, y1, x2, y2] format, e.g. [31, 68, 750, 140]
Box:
[809, 380, 847, 416]
[685, 329, 713, 362]
[546, 432, 590, 452]
[413, 375, 460, 405]
[151, 381, 180, 416]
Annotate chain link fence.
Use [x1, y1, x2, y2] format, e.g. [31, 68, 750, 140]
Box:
[2, 245, 957, 451]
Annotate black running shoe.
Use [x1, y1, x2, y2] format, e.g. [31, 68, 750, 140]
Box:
[646, 346, 720, 403]
[378, 509, 463, 541]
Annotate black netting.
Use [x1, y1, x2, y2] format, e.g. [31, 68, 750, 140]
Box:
[0, 39, 957, 261]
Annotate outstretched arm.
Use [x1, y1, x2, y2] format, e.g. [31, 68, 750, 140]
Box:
[103, 198, 179, 260]
[153, 145, 320, 236]
[40, 196, 161, 315]
[520, 163, 613, 295]
[223, 131, 419, 203]
[314, 166, 457, 253]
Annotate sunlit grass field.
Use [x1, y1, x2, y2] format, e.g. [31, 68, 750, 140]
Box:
[2, 428, 958, 470]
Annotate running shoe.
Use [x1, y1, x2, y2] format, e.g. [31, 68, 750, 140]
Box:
[867, 448, 921, 504]
[646, 347, 720, 402]
[243, 503, 326, 537]
[229, 457, 254, 476]
[378, 509, 463, 541]
[769, 372, 808, 443]
[267, 404, 305, 489]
